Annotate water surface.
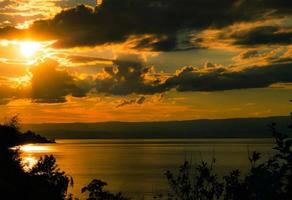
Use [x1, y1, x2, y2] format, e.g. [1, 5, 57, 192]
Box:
[20, 139, 274, 199]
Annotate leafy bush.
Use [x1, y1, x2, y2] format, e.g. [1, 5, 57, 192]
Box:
[0, 116, 71, 200]
[161, 115, 292, 200]
[0, 115, 53, 147]
[81, 179, 129, 200]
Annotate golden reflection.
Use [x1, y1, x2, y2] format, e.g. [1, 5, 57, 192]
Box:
[20, 144, 50, 152]
[22, 156, 38, 171]
[19, 144, 53, 171]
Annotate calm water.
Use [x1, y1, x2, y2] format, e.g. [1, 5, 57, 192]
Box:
[19, 139, 274, 199]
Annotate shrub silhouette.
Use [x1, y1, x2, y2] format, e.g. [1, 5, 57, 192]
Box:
[81, 179, 129, 200]
[0, 148, 72, 199]
[161, 115, 292, 200]
[0, 115, 53, 147]
[0, 116, 128, 200]
[29, 155, 73, 199]
[0, 116, 71, 200]
[164, 160, 224, 200]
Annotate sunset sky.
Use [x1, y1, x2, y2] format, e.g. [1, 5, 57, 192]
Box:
[0, 0, 291, 123]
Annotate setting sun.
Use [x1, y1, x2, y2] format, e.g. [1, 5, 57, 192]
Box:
[20, 41, 41, 57]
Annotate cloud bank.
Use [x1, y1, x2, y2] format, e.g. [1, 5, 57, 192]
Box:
[0, 1, 291, 51]
[0, 51, 292, 104]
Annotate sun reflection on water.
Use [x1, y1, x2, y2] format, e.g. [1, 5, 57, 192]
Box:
[20, 144, 50, 152]
[18, 144, 53, 171]
[22, 156, 38, 171]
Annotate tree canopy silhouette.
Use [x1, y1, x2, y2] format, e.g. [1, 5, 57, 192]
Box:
[0, 116, 70, 200]
[81, 179, 129, 200]
[0, 115, 54, 147]
[159, 114, 292, 200]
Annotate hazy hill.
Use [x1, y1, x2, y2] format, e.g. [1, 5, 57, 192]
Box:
[22, 116, 292, 139]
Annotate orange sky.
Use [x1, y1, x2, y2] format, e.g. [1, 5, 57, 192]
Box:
[0, 0, 291, 123]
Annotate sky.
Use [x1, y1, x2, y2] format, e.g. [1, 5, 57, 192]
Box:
[0, 0, 291, 123]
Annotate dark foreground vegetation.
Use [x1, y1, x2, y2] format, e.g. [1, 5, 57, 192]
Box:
[160, 119, 292, 200]
[0, 117, 129, 200]
[0, 114, 292, 200]
[0, 116, 54, 147]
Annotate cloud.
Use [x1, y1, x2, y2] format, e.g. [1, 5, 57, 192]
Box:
[0, 82, 30, 104]
[0, 0, 63, 27]
[237, 50, 260, 60]
[1, 52, 292, 105]
[116, 96, 146, 108]
[163, 62, 292, 92]
[30, 59, 92, 103]
[0, 1, 291, 51]
[66, 55, 113, 64]
[230, 26, 292, 46]
[0, 85, 16, 103]
[95, 54, 166, 95]
[94, 52, 292, 95]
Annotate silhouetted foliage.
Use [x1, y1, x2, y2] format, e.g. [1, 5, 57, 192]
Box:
[161, 114, 292, 200]
[81, 179, 129, 200]
[0, 149, 72, 199]
[0, 116, 70, 200]
[0, 116, 128, 200]
[29, 155, 73, 199]
[164, 160, 223, 200]
[0, 115, 54, 147]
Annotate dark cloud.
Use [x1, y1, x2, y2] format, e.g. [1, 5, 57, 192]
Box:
[30, 59, 92, 103]
[238, 0, 292, 17]
[0, 85, 16, 103]
[270, 57, 292, 64]
[94, 53, 292, 95]
[134, 35, 179, 51]
[95, 55, 166, 95]
[116, 96, 146, 108]
[0, 83, 29, 104]
[230, 26, 292, 46]
[163, 62, 292, 92]
[67, 55, 113, 63]
[238, 50, 260, 59]
[0, 1, 291, 50]
[1, 56, 292, 103]
[134, 35, 202, 51]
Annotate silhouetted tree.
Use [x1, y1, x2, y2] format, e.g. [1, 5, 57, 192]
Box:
[164, 160, 223, 200]
[29, 155, 73, 199]
[0, 117, 71, 200]
[81, 179, 129, 200]
[0, 116, 21, 147]
[161, 113, 292, 200]
[0, 115, 53, 147]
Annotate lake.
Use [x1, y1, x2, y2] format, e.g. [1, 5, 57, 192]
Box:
[19, 139, 274, 199]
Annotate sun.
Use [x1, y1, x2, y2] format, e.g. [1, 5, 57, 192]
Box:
[20, 41, 41, 57]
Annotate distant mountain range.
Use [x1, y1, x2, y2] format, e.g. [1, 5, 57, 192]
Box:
[22, 116, 292, 139]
